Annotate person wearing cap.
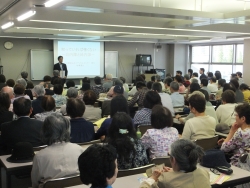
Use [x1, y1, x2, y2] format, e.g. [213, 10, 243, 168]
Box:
[140, 139, 210, 188]
[218, 103, 250, 167]
[102, 85, 124, 117]
[103, 73, 113, 91]
[107, 79, 128, 100]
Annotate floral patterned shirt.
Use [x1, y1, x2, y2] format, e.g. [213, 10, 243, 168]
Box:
[141, 127, 179, 159]
[221, 128, 250, 167]
[52, 94, 67, 107]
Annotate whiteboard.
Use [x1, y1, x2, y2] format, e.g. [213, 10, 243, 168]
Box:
[105, 51, 118, 78]
[30, 50, 53, 80]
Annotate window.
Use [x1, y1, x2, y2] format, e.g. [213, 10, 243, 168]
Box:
[191, 64, 209, 75]
[236, 44, 243, 63]
[212, 45, 233, 63]
[210, 65, 232, 82]
[191, 46, 209, 63]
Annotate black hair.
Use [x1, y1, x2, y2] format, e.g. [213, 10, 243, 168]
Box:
[188, 69, 193, 74]
[94, 76, 102, 85]
[215, 71, 222, 80]
[211, 77, 217, 83]
[240, 83, 250, 91]
[135, 76, 144, 85]
[151, 105, 173, 129]
[189, 94, 206, 113]
[199, 89, 209, 101]
[0, 75, 6, 83]
[164, 77, 173, 86]
[53, 84, 63, 95]
[176, 70, 182, 75]
[200, 68, 205, 73]
[236, 72, 242, 78]
[0, 92, 10, 113]
[110, 95, 129, 118]
[221, 90, 236, 103]
[152, 82, 162, 92]
[230, 78, 239, 89]
[223, 83, 236, 92]
[14, 84, 25, 95]
[58, 56, 63, 61]
[53, 78, 63, 85]
[235, 103, 250, 124]
[175, 75, 182, 83]
[200, 78, 208, 86]
[136, 81, 146, 90]
[151, 75, 156, 82]
[6, 79, 15, 87]
[190, 83, 200, 93]
[78, 144, 117, 187]
[42, 95, 55, 111]
[66, 80, 75, 89]
[82, 77, 90, 84]
[13, 97, 31, 116]
[143, 91, 162, 109]
[83, 90, 97, 105]
[218, 79, 226, 87]
[146, 81, 153, 90]
[120, 77, 126, 84]
[192, 72, 198, 77]
[140, 74, 145, 80]
[207, 72, 213, 78]
[43, 75, 51, 82]
[26, 81, 34, 89]
[108, 112, 137, 163]
[66, 98, 85, 118]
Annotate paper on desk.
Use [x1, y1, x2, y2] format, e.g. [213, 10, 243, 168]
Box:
[209, 172, 231, 184]
[138, 174, 148, 183]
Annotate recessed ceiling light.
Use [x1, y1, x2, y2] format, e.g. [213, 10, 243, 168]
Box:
[44, 0, 64, 7]
[17, 10, 36, 21]
[1, 22, 14, 29]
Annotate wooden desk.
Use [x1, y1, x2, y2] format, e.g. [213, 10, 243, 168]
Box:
[0, 144, 91, 188]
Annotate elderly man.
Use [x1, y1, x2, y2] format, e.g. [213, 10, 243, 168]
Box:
[103, 74, 113, 91]
[1, 86, 14, 111]
[51, 70, 60, 85]
[60, 87, 78, 115]
[31, 85, 46, 117]
[16, 78, 33, 100]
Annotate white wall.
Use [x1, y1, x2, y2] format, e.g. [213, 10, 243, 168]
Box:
[243, 39, 250, 85]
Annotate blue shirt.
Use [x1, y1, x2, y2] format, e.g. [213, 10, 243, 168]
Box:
[170, 92, 184, 107]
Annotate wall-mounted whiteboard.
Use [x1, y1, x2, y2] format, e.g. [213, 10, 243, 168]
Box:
[105, 51, 118, 78]
[30, 50, 53, 80]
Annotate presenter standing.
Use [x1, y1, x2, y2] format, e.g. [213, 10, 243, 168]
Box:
[53, 56, 68, 85]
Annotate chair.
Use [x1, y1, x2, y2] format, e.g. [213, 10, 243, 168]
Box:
[33, 145, 47, 152]
[151, 157, 171, 167]
[117, 164, 155, 178]
[138, 125, 153, 136]
[194, 135, 219, 151]
[43, 175, 82, 188]
[77, 139, 101, 146]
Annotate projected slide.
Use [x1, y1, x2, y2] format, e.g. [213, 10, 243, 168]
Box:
[54, 41, 104, 79]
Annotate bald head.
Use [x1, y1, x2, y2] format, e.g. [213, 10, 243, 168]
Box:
[1, 86, 14, 99]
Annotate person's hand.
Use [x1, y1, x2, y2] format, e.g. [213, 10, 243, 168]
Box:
[231, 122, 240, 133]
[175, 114, 181, 119]
[163, 166, 172, 172]
[150, 170, 161, 181]
[217, 138, 225, 145]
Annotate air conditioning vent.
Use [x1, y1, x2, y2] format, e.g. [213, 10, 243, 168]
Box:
[0, 0, 21, 16]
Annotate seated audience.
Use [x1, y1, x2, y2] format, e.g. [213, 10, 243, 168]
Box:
[31, 85, 45, 117]
[170, 81, 185, 107]
[1, 86, 14, 111]
[60, 87, 78, 115]
[190, 72, 200, 84]
[6, 79, 15, 88]
[83, 90, 101, 123]
[107, 79, 128, 99]
[67, 98, 95, 143]
[182, 94, 216, 141]
[21, 71, 28, 82]
[155, 75, 165, 90]
[120, 76, 129, 92]
[0, 75, 6, 90]
[34, 96, 56, 121]
[236, 71, 244, 85]
[223, 83, 236, 93]
[62, 80, 75, 96]
[152, 82, 174, 115]
[52, 84, 67, 107]
[78, 77, 90, 99]
[176, 70, 184, 82]
[12, 84, 30, 103]
[163, 77, 173, 94]
[207, 72, 213, 80]
[134, 91, 162, 126]
[128, 81, 149, 110]
[40, 75, 53, 89]
[51, 70, 60, 85]
[216, 90, 238, 128]
[215, 70, 222, 81]
[183, 74, 190, 87]
[140, 139, 210, 188]
[91, 76, 106, 98]
[95, 95, 129, 139]
[200, 78, 211, 96]
[78, 144, 118, 188]
[230, 78, 244, 103]
[141, 105, 178, 159]
[215, 79, 226, 100]
[188, 69, 193, 80]
[218, 103, 250, 167]
[240, 83, 250, 103]
[128, 76, 144, 96]
[185, 82, 200, 100]
[1, 98, 43, 154]
[107, 112, 149, 169]
[16, 78, 33, 100]
[31, 113, 84, 187]
[146, 81, 153, 90]
[0, 93, 13, 129]
[207, 77, 218, 93]
[103, 73, 113, 91]
[174, 75, 185, 93]
[26, 81, 34, 89]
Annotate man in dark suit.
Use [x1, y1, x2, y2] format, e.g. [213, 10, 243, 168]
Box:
[1, 97, 44, 154]
[53, 56, 68, 85]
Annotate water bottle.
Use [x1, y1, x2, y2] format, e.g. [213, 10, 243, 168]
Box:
[137, 128, 142, 139]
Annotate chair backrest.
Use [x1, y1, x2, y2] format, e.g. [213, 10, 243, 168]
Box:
[117, 164, 155, 178]
[194, 135, 219, 151]
[138, 125, 153, 136]
[43, 175, 82, 188]
[77, 139, 101, 146]
[33, 145, 47, 152]
[151, 157, 171, 167]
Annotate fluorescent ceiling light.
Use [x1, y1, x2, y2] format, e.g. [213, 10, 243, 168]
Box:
[44, 0, 64, 7]
[63, 6, 103, 13]
[190, 40, 210, 43]
[1, 22, 14, 29]
[17, 11, 36, 21]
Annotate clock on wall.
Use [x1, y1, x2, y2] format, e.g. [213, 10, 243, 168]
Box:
[4, 41, 13, 50]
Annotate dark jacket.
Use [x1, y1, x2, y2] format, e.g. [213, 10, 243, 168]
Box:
[53, 63, 68, 77]
[31, 96, 45, 117]
[25, 89, 33, 100]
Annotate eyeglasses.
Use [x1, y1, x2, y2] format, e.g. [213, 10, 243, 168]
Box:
[210, 168, 220, 175]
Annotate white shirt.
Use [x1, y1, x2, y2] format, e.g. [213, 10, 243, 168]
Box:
[31, 142, 84, 188]
[128, 86, 137, 96]
[158, 93, 175, 116]
[207, 83, 218, 93]
[216, 103, 238, 126]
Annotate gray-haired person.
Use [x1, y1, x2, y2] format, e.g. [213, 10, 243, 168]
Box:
[51, 70, 60, 85]
[31, 113, 84, 187]
[60, 87, 78, 115]
[21, 71, 28, 82]
[16, 78, 33, 100]
[140, 139, 210, 188]
[170, 81, 184, 107]
[31, 85, 46, 117]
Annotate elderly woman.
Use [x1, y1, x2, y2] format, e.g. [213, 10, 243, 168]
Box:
[78, 144, 118, 188]
[16, 78, 33, 100]
[31, 113, 84, 188]
[140, 139, 210, 188]
[60, 87, 78, 115]
[34, 96, 56, 121]
[31, 85, 45, 117]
